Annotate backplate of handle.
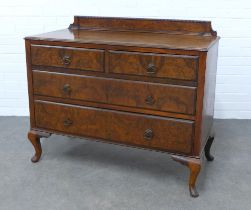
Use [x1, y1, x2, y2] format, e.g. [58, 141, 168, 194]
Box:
[63, 119, 73, 126]
[62, 55, 71, 65]
[144, 129, 154, 140]
[62, 84, 71, 95]
[146, 63, 156, 74]
[145, 95, 155, 105]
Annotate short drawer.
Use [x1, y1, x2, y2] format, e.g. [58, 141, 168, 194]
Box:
[108, 50, 198, 81]
[31, 45, 104, 72]
[33, 71, 196, 115]
[35, 101, 194, 154]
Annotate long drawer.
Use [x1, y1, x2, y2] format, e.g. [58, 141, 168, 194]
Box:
[108, 50, 198, 81]
[31, 45, 104, 72]
[33, 71, 196, 115]
[34, 101, 194, 154]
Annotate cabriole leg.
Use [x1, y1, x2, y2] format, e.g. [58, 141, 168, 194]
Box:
[204, 136, 214, 161]
[171, 155, 201, 198]
[27, 130, 51, 163]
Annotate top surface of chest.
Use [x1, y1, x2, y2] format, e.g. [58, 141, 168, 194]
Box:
[25, 16, 219, 51]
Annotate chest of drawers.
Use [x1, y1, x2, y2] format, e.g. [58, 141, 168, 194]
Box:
[25, 16, 219, 197]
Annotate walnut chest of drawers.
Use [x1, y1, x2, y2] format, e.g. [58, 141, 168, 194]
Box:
[25, 16, 219, 197]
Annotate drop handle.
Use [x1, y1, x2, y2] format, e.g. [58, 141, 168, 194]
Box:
[144, 129, 154, 140]
[62, 55, 71, 65]
[62, 84, 71, 95]
[145, 95, 155, 105]
[146, 63, 156, 74]
[63, 119, 73, 127]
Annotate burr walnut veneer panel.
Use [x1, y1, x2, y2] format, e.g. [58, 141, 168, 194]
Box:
[108, 50, 198, 81]
[31, 45, 104, 72]
[35, 101, 194, 154]
[33, 70, 196, 115]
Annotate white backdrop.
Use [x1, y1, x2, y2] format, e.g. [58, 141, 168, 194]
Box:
[0, 0, 250, 118]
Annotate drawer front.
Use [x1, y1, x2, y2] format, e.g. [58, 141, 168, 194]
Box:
[33, 71, 196, 115]
[35, 101, 194, 154]
[31, 45, 104, 72]
[109, 50, 198, 81]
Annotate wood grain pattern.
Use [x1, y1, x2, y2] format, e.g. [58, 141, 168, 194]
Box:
[26, 29, 218, 51]
[35, 101, 194, 154]
[200, 43, 219, 154]
[25, 16, 219, 197]
[70, 16, 217, 36]
[32, 65, 198, 87]
[34, 95, 196, 121]
[25, 40, 35, 127]
[33, 70, 197, 115]
[27, 130, 51, 162]
[172, 155, 201, 197]
[109, 50, 198, 81]
[31, 45, 104, 72]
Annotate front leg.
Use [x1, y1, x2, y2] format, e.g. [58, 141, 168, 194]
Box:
[171, 155, 201, 197]
[27, 130, 51, 163]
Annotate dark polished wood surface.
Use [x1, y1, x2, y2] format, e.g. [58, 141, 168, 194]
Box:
[26, 29, 219, 51]
[108, 50, 198, 81]
[70, 16, 217, 35]
[35, 100, 194, 154]
[31, 45, 104, 72]
[33, 70, 197, 115]
[25, 16, 219, 197]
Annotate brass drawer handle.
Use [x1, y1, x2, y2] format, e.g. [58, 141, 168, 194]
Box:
[146, 63, 156, 74]
[62, 55, 71, 65]
[145, 95, 155, 105]
[62, 84, 71, 95]
[64, 119, 73, 126]
[144, 129, 154, 140]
